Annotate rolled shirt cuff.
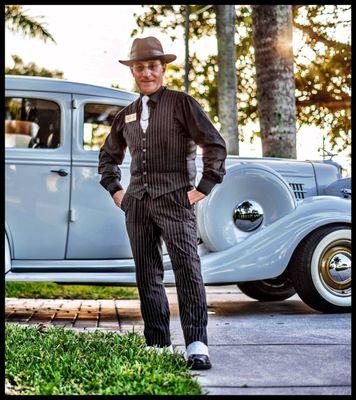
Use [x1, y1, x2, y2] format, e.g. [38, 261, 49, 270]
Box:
[107, 179, 124, 197]
[196, 177, 218, 196]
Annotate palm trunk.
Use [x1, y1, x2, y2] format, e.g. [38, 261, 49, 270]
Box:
[252, 5, 297, 158]
[184, 5, 190, 93]
[216, 5, 239, 155]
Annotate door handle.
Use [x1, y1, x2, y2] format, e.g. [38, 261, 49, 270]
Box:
[50, 169, 68, 177]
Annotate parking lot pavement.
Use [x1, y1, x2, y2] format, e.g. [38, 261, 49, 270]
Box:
[5, 285, 351, 395]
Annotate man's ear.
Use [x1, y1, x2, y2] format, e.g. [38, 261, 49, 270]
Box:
[162, 63, 167, 74]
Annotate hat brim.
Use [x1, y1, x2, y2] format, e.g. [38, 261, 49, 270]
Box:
[119, 54, 176, 66]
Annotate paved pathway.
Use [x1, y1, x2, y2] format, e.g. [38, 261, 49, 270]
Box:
[5, 286, 351, 395]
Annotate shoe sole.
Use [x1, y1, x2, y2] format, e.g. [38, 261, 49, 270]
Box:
[187, 362, 212, 370]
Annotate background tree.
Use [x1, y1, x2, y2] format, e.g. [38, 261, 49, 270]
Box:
[5, 5, 61, 79]
[252, 5, 297, 158]
[292, 5, 351, 152]
[131, 5, 350, 156]
[5, 5, 56, 43]
[216, 5, 239, 154]
[5, 55, 64, 78]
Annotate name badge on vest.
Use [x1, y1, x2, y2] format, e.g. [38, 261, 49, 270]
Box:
[125, 113, 137, 123]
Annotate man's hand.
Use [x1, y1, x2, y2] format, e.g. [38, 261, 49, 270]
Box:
[187, 188, 206, 205]
[112, 189, 126, 208]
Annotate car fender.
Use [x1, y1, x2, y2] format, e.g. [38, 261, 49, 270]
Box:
[196, 163, 297, 252]
[5, 232, 11, 274]
[199, 196, 351, 284]
[5, 221, 14, 274]
[324, 177, 351, 199]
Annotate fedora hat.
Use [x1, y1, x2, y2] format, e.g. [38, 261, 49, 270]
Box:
[119, 36, 176, 66]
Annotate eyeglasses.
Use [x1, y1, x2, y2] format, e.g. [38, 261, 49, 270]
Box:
[131, 62, 162, 74]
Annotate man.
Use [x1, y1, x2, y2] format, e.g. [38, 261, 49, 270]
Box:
[98, 36, 227, 370]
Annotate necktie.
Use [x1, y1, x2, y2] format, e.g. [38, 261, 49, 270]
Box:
[140, 95, 150, 132]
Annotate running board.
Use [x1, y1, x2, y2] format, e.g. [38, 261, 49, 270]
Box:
[5, 269, 177, 286]
[10, 255, 173, 273]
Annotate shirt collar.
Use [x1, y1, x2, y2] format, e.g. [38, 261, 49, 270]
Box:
[139, 86, 166, 104]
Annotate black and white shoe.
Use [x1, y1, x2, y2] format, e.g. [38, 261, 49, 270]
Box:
[186, 341, 212, 370]
[187, 354, 212, 370]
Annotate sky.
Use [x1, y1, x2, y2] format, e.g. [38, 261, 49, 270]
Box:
[5, 5, 351, 175]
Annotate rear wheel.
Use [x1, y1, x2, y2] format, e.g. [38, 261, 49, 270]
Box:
[237, 273, 296, 301]
[288, 225, 351, 313]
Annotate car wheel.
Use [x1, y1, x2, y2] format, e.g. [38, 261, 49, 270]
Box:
[288, 225, 351, 313]
[237, 274, 296, 301]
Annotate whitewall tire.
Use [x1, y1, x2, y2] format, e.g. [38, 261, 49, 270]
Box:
[289, 225, 351, 313]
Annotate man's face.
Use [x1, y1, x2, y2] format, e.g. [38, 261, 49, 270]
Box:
[130, 59, 167, 95]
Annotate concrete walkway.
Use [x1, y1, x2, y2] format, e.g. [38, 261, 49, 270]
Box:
[5, 286, 351, 395]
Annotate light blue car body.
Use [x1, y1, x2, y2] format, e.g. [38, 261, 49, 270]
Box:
[5, 75, 351, 286]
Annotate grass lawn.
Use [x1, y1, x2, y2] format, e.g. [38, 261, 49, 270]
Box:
[5, 282, 139, 300]
[5, 324, 204, 395]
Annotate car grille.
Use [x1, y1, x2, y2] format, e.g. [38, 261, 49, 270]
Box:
[289, 183, 307, 200]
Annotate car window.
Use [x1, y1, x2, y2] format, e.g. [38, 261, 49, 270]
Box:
[5, 97, 61, 149]
[83, 103, 123, 150]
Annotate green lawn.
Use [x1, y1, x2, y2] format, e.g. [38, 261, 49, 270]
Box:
[5, 324, 204, 395]
[5, 282, 139, 300]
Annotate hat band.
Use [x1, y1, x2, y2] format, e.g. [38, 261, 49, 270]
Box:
[130, 49, 165, 60]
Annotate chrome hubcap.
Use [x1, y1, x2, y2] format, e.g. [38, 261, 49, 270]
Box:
[319, 239, 351, 296]
[233, 200, 264, 232]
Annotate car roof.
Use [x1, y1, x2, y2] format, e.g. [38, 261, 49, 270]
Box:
[5, 75, 139, 101]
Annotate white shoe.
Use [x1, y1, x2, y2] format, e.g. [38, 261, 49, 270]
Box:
[145, 344, 174, 354]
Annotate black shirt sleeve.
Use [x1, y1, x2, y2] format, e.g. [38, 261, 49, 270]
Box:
[176, 93, 227, 195]
[98, 109, 127, 197]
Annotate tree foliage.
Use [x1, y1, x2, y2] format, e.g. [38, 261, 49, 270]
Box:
[132, 5, 350, 152]
[5, 55, 64, 78]
[5, 5, 60, 78]
[5, 5, 56, 43]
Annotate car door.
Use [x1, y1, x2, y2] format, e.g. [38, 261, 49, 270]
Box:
[66, 94, 136, 260]
[5, 90, 71, 259]
[67, 94, 170, 261]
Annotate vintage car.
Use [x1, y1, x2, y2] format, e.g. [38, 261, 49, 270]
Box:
[5, 75, 351, 314]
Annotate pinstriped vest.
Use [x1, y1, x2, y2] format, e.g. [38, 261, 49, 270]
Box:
[123, 88, 197, 200]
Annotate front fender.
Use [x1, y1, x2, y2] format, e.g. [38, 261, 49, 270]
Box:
[5, 233, 11, 274]
[200, 196, 351, 284]
[324, 177, 351, 199]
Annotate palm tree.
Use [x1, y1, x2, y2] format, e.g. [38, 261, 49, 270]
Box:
[216, 5, 239, 155]
[5, 5, 56, 43]
[252, 5, 296, 158]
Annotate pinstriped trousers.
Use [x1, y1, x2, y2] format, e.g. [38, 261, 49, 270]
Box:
[121, 187, 208, 347]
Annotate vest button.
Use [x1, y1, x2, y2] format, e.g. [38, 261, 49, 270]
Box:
[144, 183, 148, 187]
[143, 171, 147, 175]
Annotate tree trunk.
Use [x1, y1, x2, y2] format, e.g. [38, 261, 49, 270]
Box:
[216, 5, 239, 155]
[252, 5, 297, 158]
[184, 5, 190, 93]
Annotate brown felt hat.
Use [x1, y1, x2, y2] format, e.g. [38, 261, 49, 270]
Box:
[119, 36, 176, 66]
